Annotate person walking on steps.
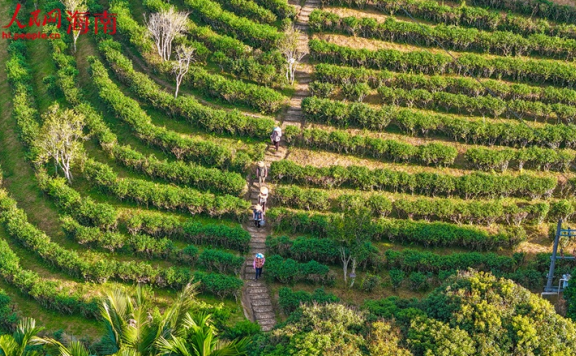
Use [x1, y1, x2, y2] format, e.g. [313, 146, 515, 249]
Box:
[253, 204, 264, 228]
[256, 161, 267, 185]
[270, 126, 282, 151]
[254, 253, 265, 280]
[258, 186, 269, 212]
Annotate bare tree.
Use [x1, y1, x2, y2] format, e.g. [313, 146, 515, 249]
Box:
[145, 7, 189, 62]
[173, 45, 195, 98]
[35, 104, 88, 183]
[278, 25, 306, 85]
[61, 0, 87, 53]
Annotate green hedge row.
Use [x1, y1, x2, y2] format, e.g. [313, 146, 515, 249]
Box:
[0, 188, 243, 297]
[90, 55, 256, 172]
[126, 1, 287, 108]
[63, 216, 243, 274]
[278, 287, 339, 314]
[0, 238, 99, 318]
[36, 171, 118, 230]
[214, 50, 288, 88]
[183, 65, 287, 114]
[209, 0, 277, 24]
[384, 249, 517, 274]
[0, 188, 214, 289]
[302, 96, 576, 149]
[310, 9, 576, 59]
[324, 0, 576, 27]
[284, 124, 575, 173]
[124, 210, 250, 252]
[5, 41, 40, 147]
[84, 159, 250, 218]
[270, 160, 557, 199]
[265, 255, 335, 285]
[266, 235, 341, 264]
[272, 185, 551, 226]
[140, 0, 251, 59]
[266, 235, 521, 276]
[197, 248, 244, 275]
[467, 0, 576, 24]
[367, 0, 576, 39]
[108, 0, 153, 52]
[465, 146, 575, 172]
[48, 33, 248, 197]
[252, 0, 296, 20]
[376, 86, 576, 123]
[187, 21, 250, 59]
[266, 208, 524, 250]
[98, 40, 276, 140]
[184, 0, 283, 50]
[5, 25, 242, 298]
[309, 39, 576, 87]
[284, 126, 457, 167]
[112, 145, 247, 196]
[314, 63, 576, 106]
[61, 215, 176, 258]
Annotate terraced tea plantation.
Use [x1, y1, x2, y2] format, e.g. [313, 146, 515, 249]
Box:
[3, 0, 576, 353]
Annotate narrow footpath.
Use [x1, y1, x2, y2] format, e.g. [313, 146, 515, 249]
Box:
[240, 0, 319, 332]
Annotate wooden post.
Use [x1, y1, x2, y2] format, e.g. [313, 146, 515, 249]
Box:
[545, 219, 563, 292]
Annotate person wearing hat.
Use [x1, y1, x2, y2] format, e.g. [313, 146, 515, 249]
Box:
[253, 253, 265, 280]
[258, 186, 269, 212]
[270, 126, 282, 151]
[256, 161, 267, 185]
[253, 204, 264, 228]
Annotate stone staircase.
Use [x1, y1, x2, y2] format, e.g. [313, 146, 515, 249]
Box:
[241, 147, 286, 332]
[282, 0, 318, 129]
[240, 0, 318, 332]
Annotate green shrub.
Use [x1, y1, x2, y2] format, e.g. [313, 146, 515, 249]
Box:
[360, 273, 382, 292]
[390, 269, 405, 291]
[278, 287, 339, 314]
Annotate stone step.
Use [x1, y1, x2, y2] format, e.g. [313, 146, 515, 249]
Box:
[249, 247, 266, 253]
[255, 312, 276, 320]
[257, 318, 276, 326]
[245, 280, 265, 287]
[249, 287, 269, 294]
[250, 235, 267, 241]
[250, 293, 270, 300]
[284, 118, 302, 123]
[249, 244, 266, 250]
[253, 305, 274, 313]
[252, 299, 272, 307]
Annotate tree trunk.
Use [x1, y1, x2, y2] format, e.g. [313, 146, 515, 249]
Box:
[340, 247, 351, 283]
[349, 257, 357, 288]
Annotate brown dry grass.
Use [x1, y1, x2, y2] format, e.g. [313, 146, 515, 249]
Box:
[323, 6, 389, 22]
[286, 144, 570, 178]
[551, 0, 576, 6]
[313, 31, 574, 65]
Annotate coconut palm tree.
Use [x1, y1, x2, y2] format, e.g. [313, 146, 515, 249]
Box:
[156, 313, 249, 356]
[98, 283, 199, 356]
[0, 318, 47, 356]
[45, 340, 93, 356]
